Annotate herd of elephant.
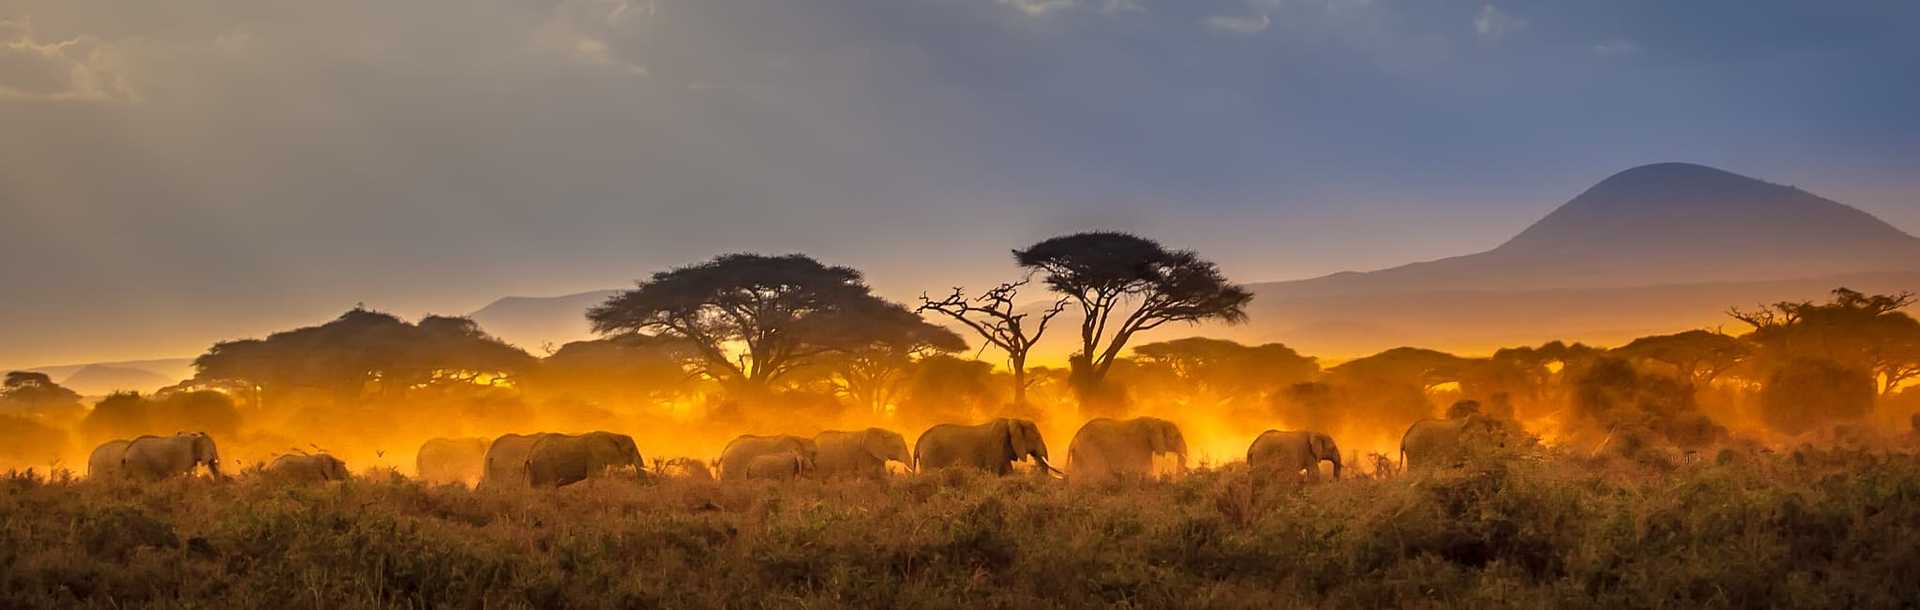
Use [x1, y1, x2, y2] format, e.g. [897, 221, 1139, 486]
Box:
[83, 415, 1506, 486]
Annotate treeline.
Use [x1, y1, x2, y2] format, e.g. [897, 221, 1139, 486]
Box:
[2, 231, 1918, 471]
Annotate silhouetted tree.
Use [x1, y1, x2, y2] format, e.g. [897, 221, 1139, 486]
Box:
[1758, 357, 1875, 436]
[1613, 330, 1749, 387]
[588, 254, 933, 400]
[917, 279, 1068, 406]
[1126, 337, 1317, 412]
[1572, 357, 1724, 449]
[896, 355, 1003, 424]
[1328, 347, 1471, 390]
[801, 306, 966, 416]
[1014, 232, 1252, 408]
[527, 335, 694, 409]
[1731, 288, 1920, 394]
[80, 391, 154, 443]
[1, 371, 83, 411]
[191, 307, 534, 407]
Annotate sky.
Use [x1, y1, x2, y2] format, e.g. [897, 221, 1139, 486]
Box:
[2, 0, 1917, 369]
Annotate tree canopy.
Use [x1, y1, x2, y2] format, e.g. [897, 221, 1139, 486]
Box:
[1, 371, 83, 411]
[1014, 232, 1252, 399]
[588, 253, 956, 396]
[1731, 288, 1920, 394]
[1612, 330, 1749, 386]
[191, 308, 535, 405]
[1130, 338, 1318, 405]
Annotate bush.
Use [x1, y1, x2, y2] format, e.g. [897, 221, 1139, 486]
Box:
[1760, 358, 1875, 436]
[4, 455, 1920, 608]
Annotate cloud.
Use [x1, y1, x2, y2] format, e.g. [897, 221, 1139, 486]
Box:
[1472, 4, 1526, 42]
[1592, 39, 1642, 57]
[999, 0, 1078, 17]
[0, 18, 134, 102]
[1204, 13, 1272, 34]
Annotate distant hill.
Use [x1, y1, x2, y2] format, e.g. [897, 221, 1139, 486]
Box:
[1223, 162, 1920, 355]
[17, 357, 196, 396]
[1258, 163, 1920, 298]
[59, 365, 176, 396]
[458, 163, 1920, 358]
[468, 290, 620, 353]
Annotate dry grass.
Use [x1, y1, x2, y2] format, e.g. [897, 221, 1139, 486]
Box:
[4, 449, 1920, 609]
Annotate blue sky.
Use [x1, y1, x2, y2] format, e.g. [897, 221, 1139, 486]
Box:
[2, 0, 1916, 366]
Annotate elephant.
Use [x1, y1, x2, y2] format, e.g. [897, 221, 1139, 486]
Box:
[1247, 430, 1343, 481]
[121, 432, 223, 480]
[526, 431, 645, 487]
[1399, 415, 1507, 471]
[812, 428, 912, 479]
[88, 439, 133, 479]
[914, 418, 1059, 476]
[266, 453, 351, 482]
[743, 451, 813, 481]
[416, 437, 490, 486]
[717, 434, 817, 481]
[1066, 417, 1188, 483]
[481, 432, 559, 487]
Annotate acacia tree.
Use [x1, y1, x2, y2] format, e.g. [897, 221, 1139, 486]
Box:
[916, 279, 1067, 406]
[588, 253, 942, 400]
[1129, 337, 1318, 409]
[1013, 232, 1253, 405]
[1730, 288, 1920, 395]
[526, 335, 696, 409]
[1612, 329, 1750, 387]
[1, 371, 83, 411]
[191, 308, 535, 407]
[801, 304, 967, 415]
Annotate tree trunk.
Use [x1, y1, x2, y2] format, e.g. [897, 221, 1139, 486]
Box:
[1010, 354, 1028, 406]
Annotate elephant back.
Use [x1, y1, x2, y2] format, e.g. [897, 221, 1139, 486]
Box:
[123, 433, 216, 479]
[718, 434, 811, 481]
[1247, 430, 1310, 470]
[482, 433, 555, 487]
[744, 451, 808, 481]
[88, 439, 133, 479]
[267, 453, 350, 482]
[812, 429, 904, 479]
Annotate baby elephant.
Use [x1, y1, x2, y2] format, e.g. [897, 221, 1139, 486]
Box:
[1247, 430, 1342, 481]
[744, 451, 813, 481]
[265, 453, 351, 483]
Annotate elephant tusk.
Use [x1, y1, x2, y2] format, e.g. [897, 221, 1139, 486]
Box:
[1036, 456, 1065, 477]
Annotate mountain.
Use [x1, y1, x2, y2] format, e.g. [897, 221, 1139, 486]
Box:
[18, 357, 196, 396]
[468, 290, 620, 353]
[1258, 163, 1920, 299]
[58, 365, 176, 396]
[1232, 163, 1920, 355]
[458, 163, 1920, 358]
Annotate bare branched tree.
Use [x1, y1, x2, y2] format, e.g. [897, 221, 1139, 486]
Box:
[916, 279, 1068, 406]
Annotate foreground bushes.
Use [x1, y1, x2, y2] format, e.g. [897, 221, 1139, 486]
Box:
[4, 454, 1920, 609]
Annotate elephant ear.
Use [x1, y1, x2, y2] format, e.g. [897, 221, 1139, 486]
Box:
[862, 430, 890, 461]
[1015, 420, 1045, 459]
[1164, 422, 1188, 456]
[1149, 420, 1174, 454]
[1313, 433, 1339, 460]
[991, 419, 1019, 461]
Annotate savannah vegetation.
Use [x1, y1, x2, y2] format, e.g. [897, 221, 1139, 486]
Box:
[5, 231, 1920, 607]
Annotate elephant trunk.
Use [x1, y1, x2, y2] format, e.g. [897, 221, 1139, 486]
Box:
[1330, 460, 1342, 480]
